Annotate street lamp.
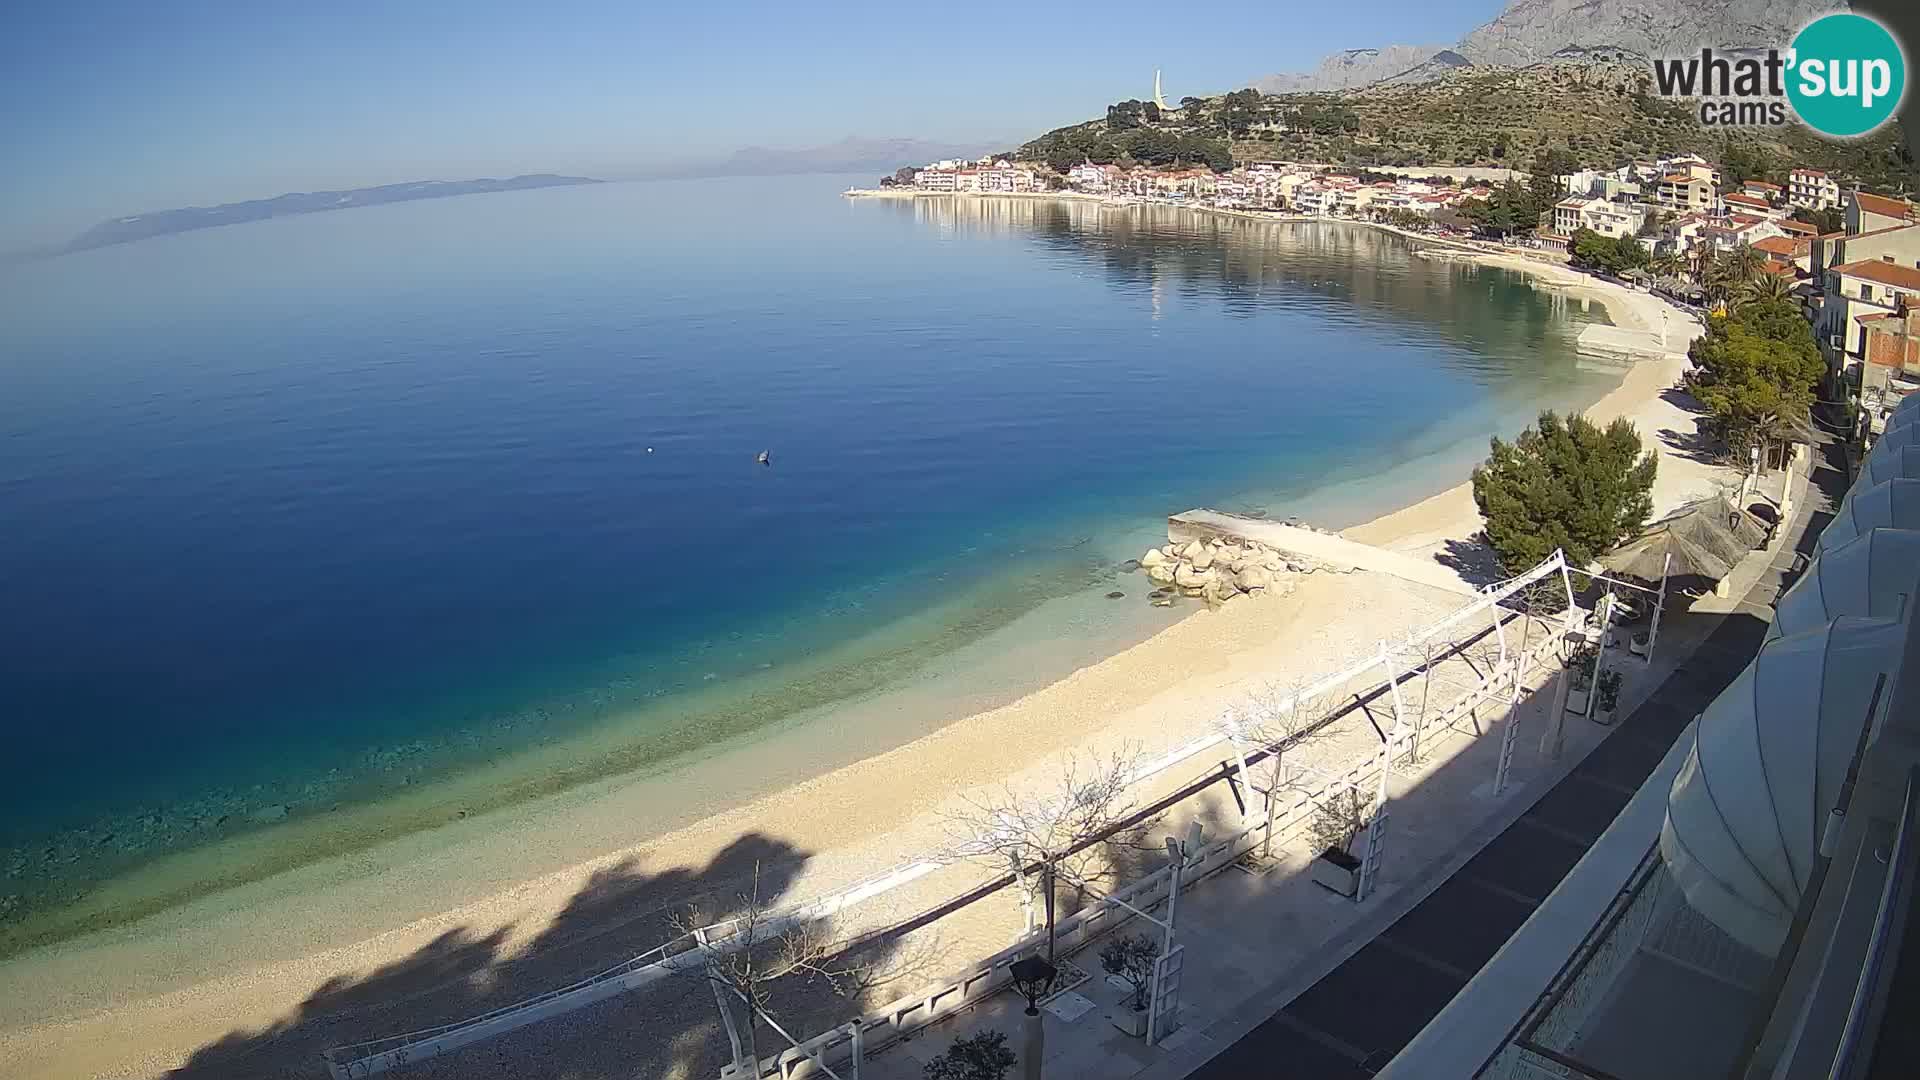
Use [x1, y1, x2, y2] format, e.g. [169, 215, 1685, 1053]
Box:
[1008, 954, 1059, 1080]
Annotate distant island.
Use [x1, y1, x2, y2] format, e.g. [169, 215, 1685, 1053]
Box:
[61, 174, 601, 253]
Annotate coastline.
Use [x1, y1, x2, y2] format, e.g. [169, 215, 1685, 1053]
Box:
[0, 214, 1722, 1079]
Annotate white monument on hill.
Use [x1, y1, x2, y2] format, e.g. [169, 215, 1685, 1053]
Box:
[1154, 69, 1169, 111]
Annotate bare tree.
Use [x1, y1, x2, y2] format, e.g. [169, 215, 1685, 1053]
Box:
[943, 746, 1149, 934]
[1307, 785, 1375, 858]
[671, 863, 924, 1074]
[1223, 680, 1336, 858]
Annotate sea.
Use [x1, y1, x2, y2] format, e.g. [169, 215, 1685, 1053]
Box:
[0, 174, 1616, 947]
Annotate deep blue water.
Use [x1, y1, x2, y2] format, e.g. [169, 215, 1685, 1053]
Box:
[0, 176, 1611, 920]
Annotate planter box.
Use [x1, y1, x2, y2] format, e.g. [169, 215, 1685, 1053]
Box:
[1567, 687, 1591, 716]
[1311, 847, 1360, 897]
[1592, 706, 1616, 726]
[1108, 1006, 1148, 1037]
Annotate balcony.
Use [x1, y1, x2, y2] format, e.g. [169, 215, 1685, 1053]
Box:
[1481, 848, 1774, 1080]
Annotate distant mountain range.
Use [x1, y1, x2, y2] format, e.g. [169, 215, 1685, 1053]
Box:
[61, 174, 601, 254]
[632, 137, 1001, 180]
[1249, 0, 1838, 91]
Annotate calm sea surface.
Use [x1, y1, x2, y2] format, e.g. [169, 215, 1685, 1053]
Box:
[0, 175, 1614, 934]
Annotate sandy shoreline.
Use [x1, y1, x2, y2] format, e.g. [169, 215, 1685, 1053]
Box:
[0, 220, 1726, 1079]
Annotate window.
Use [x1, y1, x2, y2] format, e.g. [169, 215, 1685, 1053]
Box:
[1862, 284, 1875, 302]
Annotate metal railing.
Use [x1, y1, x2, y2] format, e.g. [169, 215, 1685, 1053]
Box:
[735, 633, 1568, 1080]
[324, 552, 1575, 1077]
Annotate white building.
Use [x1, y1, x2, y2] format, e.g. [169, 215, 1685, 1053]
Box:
[912, 162, 960, 192]
[1553, 197, 1648, 240]
[1789, 167, 1842, 211]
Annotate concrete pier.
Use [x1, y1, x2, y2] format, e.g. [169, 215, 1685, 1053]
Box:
[1576, 322, 1674, 362]
[1168, 509, 1478, 597]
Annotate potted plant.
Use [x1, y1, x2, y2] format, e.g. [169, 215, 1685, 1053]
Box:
[1565, 644, 1599, 716]
[1593, 669, 1623, 725]
[1099, 934, 1161, 1037]
[1308, 787, 1373, 898]
[924, 1029, 1017, 1080]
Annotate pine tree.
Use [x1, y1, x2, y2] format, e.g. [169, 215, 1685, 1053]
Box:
[1471, 411, 1658, 572]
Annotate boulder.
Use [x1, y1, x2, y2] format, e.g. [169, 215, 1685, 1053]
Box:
[1190, 546, 1216, 570]
[1147, 563, 1177, 585]
[1235, 567, 1273, 592]
[1140, 548, 1168, 568]
[1178, 540, 1206, 560]
[1174, 564, 1215, 589]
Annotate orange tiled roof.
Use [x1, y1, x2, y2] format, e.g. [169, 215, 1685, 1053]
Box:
[1753, 236, 1809, 257]
[1778, 220, 1819, 236]
[1832, 258, 1920, 291]
[1856, 192, 1916, 219]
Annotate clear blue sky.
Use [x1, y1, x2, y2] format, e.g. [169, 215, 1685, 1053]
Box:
[0, 0, 1503, 247]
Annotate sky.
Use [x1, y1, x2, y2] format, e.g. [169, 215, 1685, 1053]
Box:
[0, 0, 1505, 249]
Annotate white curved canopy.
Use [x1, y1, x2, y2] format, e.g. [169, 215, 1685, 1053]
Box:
[1662, 617, 1905, 955]
[1818, 478, 1920, 553]
[1857, 445, 1920, 489]
[1768, 528, 1920, 640]
[1864, 421, 1920, 465]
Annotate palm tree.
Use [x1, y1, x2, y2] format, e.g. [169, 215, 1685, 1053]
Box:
[1735, 271, 1793, 308]
[1724, 242, 1765, 285]
[1693, 247, 1728, 303]
[1651, 252, 1685, 281]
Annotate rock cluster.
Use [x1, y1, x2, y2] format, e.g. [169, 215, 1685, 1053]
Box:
[1137, 538, 1302, 605]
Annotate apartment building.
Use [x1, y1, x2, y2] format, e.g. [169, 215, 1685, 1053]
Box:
[1656, 172, 1718, 214]
[1789, 167, 1841, 210]
[1553, 196, 1648, 240]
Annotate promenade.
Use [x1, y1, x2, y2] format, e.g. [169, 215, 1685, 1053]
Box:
[863, 444, 1836, 1080]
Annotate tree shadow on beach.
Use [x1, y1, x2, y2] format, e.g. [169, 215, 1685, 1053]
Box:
[164, 832, 813, 1080]
[1653, 385, 1731, 467]
[1433, 535, 1506, 588]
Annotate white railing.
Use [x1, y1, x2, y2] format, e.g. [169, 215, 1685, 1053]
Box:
[325, 551, 1572, 1078]
[322, 860, 942, 1078]
[734, 632, 1568, 1080]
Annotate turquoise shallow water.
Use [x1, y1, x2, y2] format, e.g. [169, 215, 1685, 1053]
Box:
[0, 176, 1613, 936]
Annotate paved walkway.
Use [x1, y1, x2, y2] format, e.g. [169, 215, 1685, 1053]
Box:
[1175, 444, 1842, 1079]
[861, 445, 1841, 1080]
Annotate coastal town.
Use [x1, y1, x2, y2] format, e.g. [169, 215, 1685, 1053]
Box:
[864, 149, 1920, 442]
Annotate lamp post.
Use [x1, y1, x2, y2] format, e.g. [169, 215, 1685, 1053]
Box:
[1009, 954, 1058, 1080]
[1008, 856, 1058, 1080]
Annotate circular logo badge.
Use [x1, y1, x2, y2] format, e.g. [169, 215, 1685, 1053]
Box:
[1786, 13, 1907, 138]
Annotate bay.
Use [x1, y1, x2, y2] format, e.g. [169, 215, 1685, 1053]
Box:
[0, 174, 1613, 938]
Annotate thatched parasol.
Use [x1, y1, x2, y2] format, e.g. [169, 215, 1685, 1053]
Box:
[1600, 495, 1770, 583]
